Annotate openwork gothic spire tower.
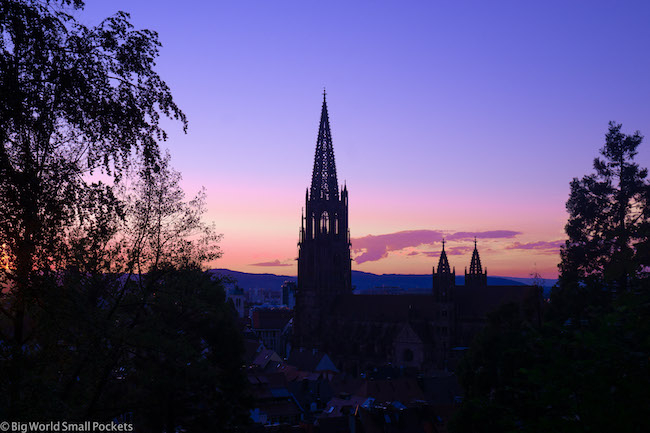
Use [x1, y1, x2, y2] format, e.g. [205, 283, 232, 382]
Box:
[295, 93, 352, 349]
[310, 92, 339, 201]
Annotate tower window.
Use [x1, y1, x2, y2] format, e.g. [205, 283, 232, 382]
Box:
[321, 211, 329, 234]
[403, 348, 414, 362]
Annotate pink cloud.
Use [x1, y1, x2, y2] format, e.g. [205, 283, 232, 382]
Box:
[351, 229, 521, 264]
[447, 231, 521, 241]
[250, 259, 293, 267]
[447, 245, 474, 256]
[351, 230, 444, 264]
[421, 246, 471, 257]
[506, 240, 565, 254]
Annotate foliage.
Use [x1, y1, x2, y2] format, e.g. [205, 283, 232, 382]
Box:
[559, 122, 649, 297]
[451, 123, 650, 433]
[0, 1, 250, 429]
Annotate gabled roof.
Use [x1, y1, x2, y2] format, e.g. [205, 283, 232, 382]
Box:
[394, 323, 423, 345]
[252, 349, 283, 369]
[287, 349, 338, 372]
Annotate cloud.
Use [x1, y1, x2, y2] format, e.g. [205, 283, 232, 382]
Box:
[351, 230, 444, 264]
[351, 229, 521, 264]
[421, 246, 472, 257]
[250, 259, 293, 267]
[446, 246, 474, 256]
[447, 231, 521, 241]
[506, 240, 565, 254]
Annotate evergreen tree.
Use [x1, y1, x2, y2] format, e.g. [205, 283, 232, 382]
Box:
[560, 122, 649, 297]
[451, 123, 650, 433]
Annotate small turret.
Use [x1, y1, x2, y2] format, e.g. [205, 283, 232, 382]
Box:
[433, 239, 455, 302]
[465, 238, 487, 289]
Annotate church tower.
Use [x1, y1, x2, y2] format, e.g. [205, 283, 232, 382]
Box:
[432, 240, 455, 368]
[465, 238, 487, 289]
[294, 92, 352, 349]
[433, 240, 455, 302]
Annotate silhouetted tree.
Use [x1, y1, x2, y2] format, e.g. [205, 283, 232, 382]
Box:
[0, 1, 250, 428]
[558, 122, 649, 302]
[0, 0, 185, 416]
[451, 123, 650, 433]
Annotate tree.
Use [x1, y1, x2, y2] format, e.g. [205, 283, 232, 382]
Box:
[4, 153, 252, 430]
[0, 2, 251, 428]
[451, 123, 650, 433]
[559, 122, 650, 296]
[0, 0, 187, 417]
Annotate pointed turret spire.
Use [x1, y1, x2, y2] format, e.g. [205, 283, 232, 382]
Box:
[437, 239, 451, 274]
[469, 237, 483, 275]
[310, 91, 339, 201]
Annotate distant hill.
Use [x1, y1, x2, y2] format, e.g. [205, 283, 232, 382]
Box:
[210, 269, 294, 290]
[210, 269, 539, 293]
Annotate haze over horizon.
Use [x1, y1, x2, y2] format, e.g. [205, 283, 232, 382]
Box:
[80, 1, 650, 279]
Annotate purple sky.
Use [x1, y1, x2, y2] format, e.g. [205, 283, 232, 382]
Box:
[79, 1, 650, 278]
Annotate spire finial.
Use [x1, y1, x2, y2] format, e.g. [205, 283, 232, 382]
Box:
[323, 87, 327, 99]
[474, 236, 477, 248]
[442, 238, 446, 250]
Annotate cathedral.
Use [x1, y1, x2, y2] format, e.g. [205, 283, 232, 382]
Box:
[294, 93, 537, 373]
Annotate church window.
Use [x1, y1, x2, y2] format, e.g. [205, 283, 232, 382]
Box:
[321, 211, 329, 234]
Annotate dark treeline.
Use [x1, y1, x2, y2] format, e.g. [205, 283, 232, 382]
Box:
[451, 122, 650, 433]
[0, 1, 249, 431]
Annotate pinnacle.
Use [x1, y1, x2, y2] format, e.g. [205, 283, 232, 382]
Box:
[437, 239, 451, 274]
[469, 239, 483, 275]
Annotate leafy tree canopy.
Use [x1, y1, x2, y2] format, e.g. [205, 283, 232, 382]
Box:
[0, 1, 250, 430]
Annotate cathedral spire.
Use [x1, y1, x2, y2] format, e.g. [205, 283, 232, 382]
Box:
[310, 91, 339, 201]
[469, 237, 483, 275]
[437, 239, 451, 274]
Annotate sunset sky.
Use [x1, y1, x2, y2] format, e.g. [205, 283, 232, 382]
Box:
[80, 1, 650, 279]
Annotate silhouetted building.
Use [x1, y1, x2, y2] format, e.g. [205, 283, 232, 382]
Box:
[251, 307, 293, 356]
[226, 286, 245, 318]
[281, 281, 296, 309]
[293, 93, 539, 373]
[295, 92, 352, 349]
